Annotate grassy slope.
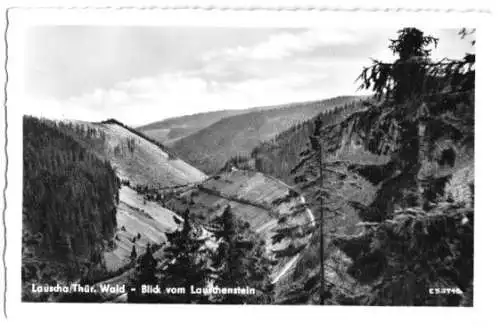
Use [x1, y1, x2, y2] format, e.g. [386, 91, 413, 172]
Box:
[168, 96, 361, 174]
[67, 120, 207, 187]
[164, 169, 314, 281]
[72, 120, 208, 271]
[102, 186, 181, 272]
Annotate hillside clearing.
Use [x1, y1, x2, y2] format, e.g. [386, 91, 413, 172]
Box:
[103, 186, 181, 271]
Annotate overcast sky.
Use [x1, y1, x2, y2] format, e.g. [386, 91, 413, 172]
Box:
[24, 27, 474, 126]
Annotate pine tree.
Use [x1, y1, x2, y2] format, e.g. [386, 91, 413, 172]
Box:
[355, 28, 475, 210]
[287, 117, 349, 304]
[327, 28, 476, 306]
[128, 243, 159, 303]
[161, 209, 209, 303]
[211, 206, 274, 304]
[130, 245, 137, 261]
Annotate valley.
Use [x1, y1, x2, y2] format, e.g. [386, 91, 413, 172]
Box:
[22, 83, 475, 305]
[22, 114, 318, 303]
[21, 28, 476, 306]
[162, 169, 315, 283]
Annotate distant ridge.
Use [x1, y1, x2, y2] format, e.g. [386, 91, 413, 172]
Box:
[137, 109, 251, 145]
[164, 96, 364, 173]
[138, 96, 367, 146]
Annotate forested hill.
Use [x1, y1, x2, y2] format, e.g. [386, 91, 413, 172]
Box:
[167, 96, 362, 174]
[248, 99, 387, 184]
[23, 116, 121, 299]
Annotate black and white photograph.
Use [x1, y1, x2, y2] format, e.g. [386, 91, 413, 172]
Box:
[11, 14, 476, 306]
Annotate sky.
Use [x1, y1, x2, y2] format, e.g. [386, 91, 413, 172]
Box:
[24, 26, 474, 126]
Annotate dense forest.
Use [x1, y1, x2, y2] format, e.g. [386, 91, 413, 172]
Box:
[22, 116, 121, 301]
